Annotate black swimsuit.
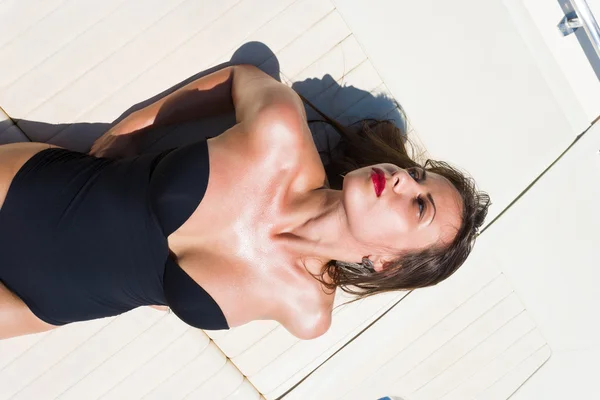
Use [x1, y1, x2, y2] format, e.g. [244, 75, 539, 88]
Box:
[0, 140, 229, 330]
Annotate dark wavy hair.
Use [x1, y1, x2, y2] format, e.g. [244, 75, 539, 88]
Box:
[300, 95, 491, 301]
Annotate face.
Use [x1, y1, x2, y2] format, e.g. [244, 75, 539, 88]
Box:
[342, 163, 463, 271]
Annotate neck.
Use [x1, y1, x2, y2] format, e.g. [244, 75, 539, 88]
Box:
[282, 188, 366, 271]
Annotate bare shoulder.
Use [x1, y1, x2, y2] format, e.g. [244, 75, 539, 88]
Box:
[280, 299, 333, 340]
[251, 95, 307, 146]
[215, 95, 326, 192]
[253, 101, 327, 190]
[276, 280, 334, 340]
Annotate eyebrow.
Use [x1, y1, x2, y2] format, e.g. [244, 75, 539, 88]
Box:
[427, 193, 437, 226]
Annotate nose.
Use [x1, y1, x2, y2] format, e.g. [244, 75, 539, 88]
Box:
[391, 168, 421, 196]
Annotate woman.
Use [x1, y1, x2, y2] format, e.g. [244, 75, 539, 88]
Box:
[0, 65, 489, 340]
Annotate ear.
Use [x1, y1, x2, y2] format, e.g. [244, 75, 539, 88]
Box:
[367, 255, 392, 273]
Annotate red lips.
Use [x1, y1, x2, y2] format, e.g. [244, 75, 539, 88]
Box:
[371, 168, 386, 197]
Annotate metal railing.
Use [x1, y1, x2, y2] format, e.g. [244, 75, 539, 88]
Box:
[559, 0, 600, 60]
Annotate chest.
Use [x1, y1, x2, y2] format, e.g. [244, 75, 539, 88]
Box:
[170, 232, 330, 329]
[167, 139, 331, 327]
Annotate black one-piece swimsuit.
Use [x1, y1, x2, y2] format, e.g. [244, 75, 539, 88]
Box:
[0, 140, 228, 330]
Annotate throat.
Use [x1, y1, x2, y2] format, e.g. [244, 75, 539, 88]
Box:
[279, 188, 350, 258]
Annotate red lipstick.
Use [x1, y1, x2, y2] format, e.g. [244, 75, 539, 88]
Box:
[371, 168, 386, 197]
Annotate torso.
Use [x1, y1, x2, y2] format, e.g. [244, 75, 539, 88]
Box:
[167, 119, 335, 332]
[0, 115, 335, 334]
[0, 143, 60, 209]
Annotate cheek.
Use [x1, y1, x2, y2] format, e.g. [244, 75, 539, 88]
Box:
[382, 211, 409, 244]
[365, 202, 413, 247]
[386, 199, 414, 232]
[343, 191, 386, 243]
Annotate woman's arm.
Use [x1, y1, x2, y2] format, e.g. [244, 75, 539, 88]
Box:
[90, 65, 302, 156]
[117, 67, 236, 134]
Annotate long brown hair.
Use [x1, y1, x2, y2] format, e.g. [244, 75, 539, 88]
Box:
[300, 94, 491, 300]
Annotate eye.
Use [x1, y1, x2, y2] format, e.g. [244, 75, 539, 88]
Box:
[408, 167, 425, 182]
[416, 195, 425, 217]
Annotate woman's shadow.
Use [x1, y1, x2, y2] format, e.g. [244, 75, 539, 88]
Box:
[0, 42, 406, 159]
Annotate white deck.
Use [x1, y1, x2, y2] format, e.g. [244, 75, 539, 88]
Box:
[1, 0, 599, 399]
